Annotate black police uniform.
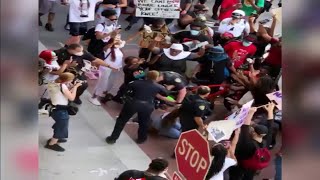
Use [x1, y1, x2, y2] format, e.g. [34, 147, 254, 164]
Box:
[54, 47, 96, 103]
[108, 79, 168, 142]
[158, 71, 188, 94]
[179, 94, 212, 132]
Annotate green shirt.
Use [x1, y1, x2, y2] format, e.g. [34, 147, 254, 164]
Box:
[241, 0, 265, 16]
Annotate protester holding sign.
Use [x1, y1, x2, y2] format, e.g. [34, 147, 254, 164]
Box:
[205, 128, 240, 180]
[229, 103, 275, 180]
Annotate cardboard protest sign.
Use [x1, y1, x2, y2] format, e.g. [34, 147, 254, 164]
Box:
[206, 120, 236, 143]
[135, 0, 181, 19]
[266, 91, 282, 110]
[226, 100, 254, 129]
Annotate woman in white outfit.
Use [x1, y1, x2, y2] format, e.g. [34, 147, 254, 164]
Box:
[89, 35, 125, 106]
[205, 128, 240, 180]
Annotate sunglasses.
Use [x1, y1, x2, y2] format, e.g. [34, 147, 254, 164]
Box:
[109, 18, 118, 21]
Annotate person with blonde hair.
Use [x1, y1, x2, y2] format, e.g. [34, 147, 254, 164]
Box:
[106, 70, 177, 144]
[45, 72, 82, 152]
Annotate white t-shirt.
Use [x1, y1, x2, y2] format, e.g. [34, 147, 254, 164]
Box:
[43, 61, 60, 82]
[209, 157, 237, 180]
[100, 48, 123, 70]
[69, 0, 100, 23]
[47, 83, 69, 106]
[95, 23, 116, 42]
[218, 18, 250, 38]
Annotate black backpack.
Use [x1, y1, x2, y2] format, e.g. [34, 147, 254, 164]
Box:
[82, 23, 107, 56]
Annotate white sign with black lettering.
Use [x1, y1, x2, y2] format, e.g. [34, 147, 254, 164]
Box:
[135, 0, 181, 19]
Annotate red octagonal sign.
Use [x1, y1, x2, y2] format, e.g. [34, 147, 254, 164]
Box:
[175, 129, 211, 180]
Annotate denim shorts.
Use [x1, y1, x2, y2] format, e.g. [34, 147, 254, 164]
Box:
[51, 109, 69, 139]
[69, 22, 88, 36]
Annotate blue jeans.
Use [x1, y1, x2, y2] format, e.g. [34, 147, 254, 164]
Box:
[152, 116, 181, 139]
[275, 154, 282, 180]
[51, 109, 69, 139]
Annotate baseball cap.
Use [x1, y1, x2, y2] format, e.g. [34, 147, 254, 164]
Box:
[252, 124, 268, 135]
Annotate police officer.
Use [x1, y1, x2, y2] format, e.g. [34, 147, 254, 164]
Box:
[106, 71, 177, 144]
[179, 86, 213, 132]
[157, 71, 188, 104]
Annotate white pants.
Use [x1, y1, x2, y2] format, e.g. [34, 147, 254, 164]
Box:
[94, 68, 119, 97]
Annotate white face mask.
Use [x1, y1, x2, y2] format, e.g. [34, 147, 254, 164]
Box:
[242, 41, 252, 47]
[73, 51, 84, 56]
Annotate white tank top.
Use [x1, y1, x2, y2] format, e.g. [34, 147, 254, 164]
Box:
[47, 83, 69, 106]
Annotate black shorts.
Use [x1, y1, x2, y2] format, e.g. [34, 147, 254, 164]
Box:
[69, 22, 88, 36]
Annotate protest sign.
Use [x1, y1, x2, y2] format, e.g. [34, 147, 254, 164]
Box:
[226, 100, 254, 129]
[266, 90, 282, 110]
[135, 0, 181, 19]
[206, 120, 236, 143]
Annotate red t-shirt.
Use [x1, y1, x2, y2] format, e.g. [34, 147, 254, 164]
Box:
[265, 38, 282, 67]
[224, 41, 257, 69]
[219, 0, 238, 21]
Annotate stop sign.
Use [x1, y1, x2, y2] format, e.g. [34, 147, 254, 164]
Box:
[172, 171, 183, 180]
[175, 129, 211, 180]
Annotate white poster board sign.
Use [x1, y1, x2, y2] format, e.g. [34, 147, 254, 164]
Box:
[266, 90, 282, 110]
[226, 100, 254, 129]
[206, 120, 236, 143]
[135, 0, 181, 19]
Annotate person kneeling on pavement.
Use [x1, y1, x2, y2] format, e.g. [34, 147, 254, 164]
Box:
[105, 70, 177, 144]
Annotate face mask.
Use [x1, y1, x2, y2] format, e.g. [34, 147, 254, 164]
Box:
[242, 41, 252, 47]
[190, 30, 200, 36]
[74, 51, 84, 56]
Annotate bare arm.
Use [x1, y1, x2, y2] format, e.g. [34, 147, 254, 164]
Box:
[62, 83, 81, 101]
[92, 58, 118, 70]
[268, 15, 277, 37]
[176, 88, 187, 103]
[227, 128, 240, 160]
[118, 0, 128, 7]
[194, 117, 206, 130]
[126, 31, 141, 42]
[248, 0, 262, 12]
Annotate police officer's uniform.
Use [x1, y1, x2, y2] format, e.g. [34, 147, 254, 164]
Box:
[107, 79, 168, 143]
[158, 71, 188, 95]
[179, 94, 212, 132]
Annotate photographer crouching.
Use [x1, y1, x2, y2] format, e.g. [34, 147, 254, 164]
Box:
[54, 43, 119, 104]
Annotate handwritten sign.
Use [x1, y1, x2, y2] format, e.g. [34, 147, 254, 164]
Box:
[207, 120, 236, 143]
[226, 100, 254, 129]
[266, 90, 282, 110]
[135, 0, 181, 19]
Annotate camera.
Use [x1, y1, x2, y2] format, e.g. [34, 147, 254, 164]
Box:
[75, 79, 87, 84]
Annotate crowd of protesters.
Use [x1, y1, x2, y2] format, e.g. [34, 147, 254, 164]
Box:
[39, 0, 282, 179]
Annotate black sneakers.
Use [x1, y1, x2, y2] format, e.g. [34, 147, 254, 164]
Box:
[47, 139, 67, 144]
[105, 136, 116, 144]
[45, 143, 65, 152]
[45, 23, 54, 32]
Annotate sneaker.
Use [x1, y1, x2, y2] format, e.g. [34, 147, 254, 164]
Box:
[45, 143, 65, 152]
[45, 23, 54, 32]
[105, 136, 116, 144]
[211, 15, 218, 20]
[100, 94, 114, 104]
[74, 98, 82, 105]
[136, 138, 147, 144]
[38, 108, 49, 115]
[88, 97, 101, 106]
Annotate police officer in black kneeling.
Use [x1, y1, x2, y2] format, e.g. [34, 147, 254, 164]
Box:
[106, 70, 177, 144]
[179, 86, 213, 132]
[157, 71, 188, 104]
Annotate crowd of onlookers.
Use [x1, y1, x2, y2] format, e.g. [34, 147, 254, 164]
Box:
[39, 0, 282, 179]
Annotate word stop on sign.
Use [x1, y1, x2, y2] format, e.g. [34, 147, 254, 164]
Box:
[178, 139, 208, 173]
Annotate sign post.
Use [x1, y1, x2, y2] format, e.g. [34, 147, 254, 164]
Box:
[135, 0, 181, 19]
[175, 130, 211, 180]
